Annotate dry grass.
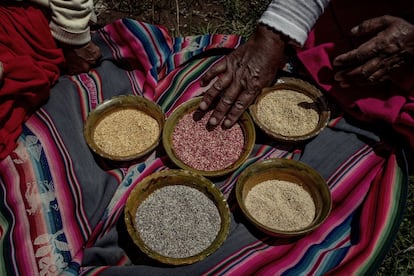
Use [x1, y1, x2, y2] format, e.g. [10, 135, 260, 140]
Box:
[94, 0, 269, 37]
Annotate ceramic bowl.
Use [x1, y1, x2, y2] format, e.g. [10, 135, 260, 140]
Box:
[162, 96, 256, 177]
[235, 158, 332, 238]
[249, 77, 330, 142]
[124, 169, 231, 265]
[83, 95, 165, 162]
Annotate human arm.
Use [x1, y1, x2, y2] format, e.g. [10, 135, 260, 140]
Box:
[333, 15, 414, 87]
[30, 0, 102, 75]
[199, 0, 331, 127]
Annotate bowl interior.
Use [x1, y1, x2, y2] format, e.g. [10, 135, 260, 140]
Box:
[84, 95, 165, 161]
[162, 97, 256, 177]
[236, 158, 332, 237]
[124, 169, 231, 265]
[249, 77, 330, 142]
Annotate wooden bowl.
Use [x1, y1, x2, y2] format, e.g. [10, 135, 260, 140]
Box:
[162, 97, 256, 177]
[235, 158, 332, 238]
[124, 169, 231, 265]
[249, 77, 330, 142]
[83, 95, 165, 162]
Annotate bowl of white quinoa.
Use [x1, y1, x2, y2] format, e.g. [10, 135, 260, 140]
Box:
[83, 95, 165, 162]
[235, 158, 332, 238]
[249, 77, 330, 143]
[124, 169, 231, 265]
[162, 96, 256, 177]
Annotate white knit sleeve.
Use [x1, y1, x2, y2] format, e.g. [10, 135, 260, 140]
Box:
[48, 0, 94, 45]
[258, 0, 331, 46]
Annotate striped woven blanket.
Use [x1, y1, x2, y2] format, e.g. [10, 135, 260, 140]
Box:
[0, 19, 408, 276]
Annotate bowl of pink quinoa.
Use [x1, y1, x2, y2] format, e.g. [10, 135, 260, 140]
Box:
[162, 97, 256, 177]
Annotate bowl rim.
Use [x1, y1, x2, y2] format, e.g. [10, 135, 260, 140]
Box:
[124, 169, 231, 265]
[235, 158, 332, 237]
[249, 77, 331, 142]
[162, 96, 256, 177]
[83, 94, 165, 162]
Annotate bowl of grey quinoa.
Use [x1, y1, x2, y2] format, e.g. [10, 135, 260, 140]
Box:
[249, 77, 330, 143]
[235, 158, 332, 238]
[162, 96, 256, 177]
[124, 169, 231, 265]
[83, 95, 165, 162]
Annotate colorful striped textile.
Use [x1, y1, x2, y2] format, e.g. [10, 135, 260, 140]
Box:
[0, 19, 408, 276]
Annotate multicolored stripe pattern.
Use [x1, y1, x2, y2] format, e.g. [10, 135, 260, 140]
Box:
[0, 19, 408, 276]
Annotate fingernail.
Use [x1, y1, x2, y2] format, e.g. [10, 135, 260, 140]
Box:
[340, 82, 350, 88]
[351, 26, 359, 34]
[213, 81, 222, 90]
[223, 119, 232, 128]
[199, 101, 208, 110]
[209, 117, 218, 126]
[334, 74, 343, 81]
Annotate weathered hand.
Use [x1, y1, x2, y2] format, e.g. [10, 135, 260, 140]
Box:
[61, 41, 102, 75]
[199, 24, 287, 128]
[333, 15, 414, 87]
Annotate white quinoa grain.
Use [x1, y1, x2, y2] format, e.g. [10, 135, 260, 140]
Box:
[93, 108, 159, 157]
[256, 89, 319, 137]
[244, 179, 316, 231]
[135, 185, 221, 258]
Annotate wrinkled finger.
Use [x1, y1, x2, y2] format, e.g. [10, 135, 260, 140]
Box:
[223, 89, 258, 128]
[335, 56, 382, 82]
[367, 68, 389, 83]
[351, 15, 394, 36]
[199, 81, 223, 111]
[200, 59, 227, 87]
[208, 79, 242, 126]
[200, 67, 235, 111]
[333, 40, 382, 67]
[368, 55, 405, 82]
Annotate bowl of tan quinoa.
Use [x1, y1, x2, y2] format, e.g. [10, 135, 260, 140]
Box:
[235, 158, 332, 238]
[162, 96, 256, 177]
[124, 169, 231, 265]
[83, 95, 165, 162]
[249, 77, 330, 143]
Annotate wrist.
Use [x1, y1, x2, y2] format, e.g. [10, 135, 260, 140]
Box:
[254, 24, 289, 50]
[251, 24, 293, 62]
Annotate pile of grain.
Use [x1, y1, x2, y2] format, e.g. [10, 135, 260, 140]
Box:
[172, 110, 244, 171]
[256, 89, 319, 137]
[244, 179, 316, 231]
[93, 108, 159, 157]
[135, 185, 221, 258]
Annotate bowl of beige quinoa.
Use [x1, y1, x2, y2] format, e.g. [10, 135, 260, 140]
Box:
[249, 77, 330, 143]
[235, 158, 332, 238]
[83, 95, 165, 162]
[124, 169, 231, 265]
[162, 96, 256, 177]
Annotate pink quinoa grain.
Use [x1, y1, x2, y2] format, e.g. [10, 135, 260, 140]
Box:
[172, 110, 245, 171]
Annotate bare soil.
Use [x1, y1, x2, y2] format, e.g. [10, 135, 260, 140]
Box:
[95, 0, 233, 36]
